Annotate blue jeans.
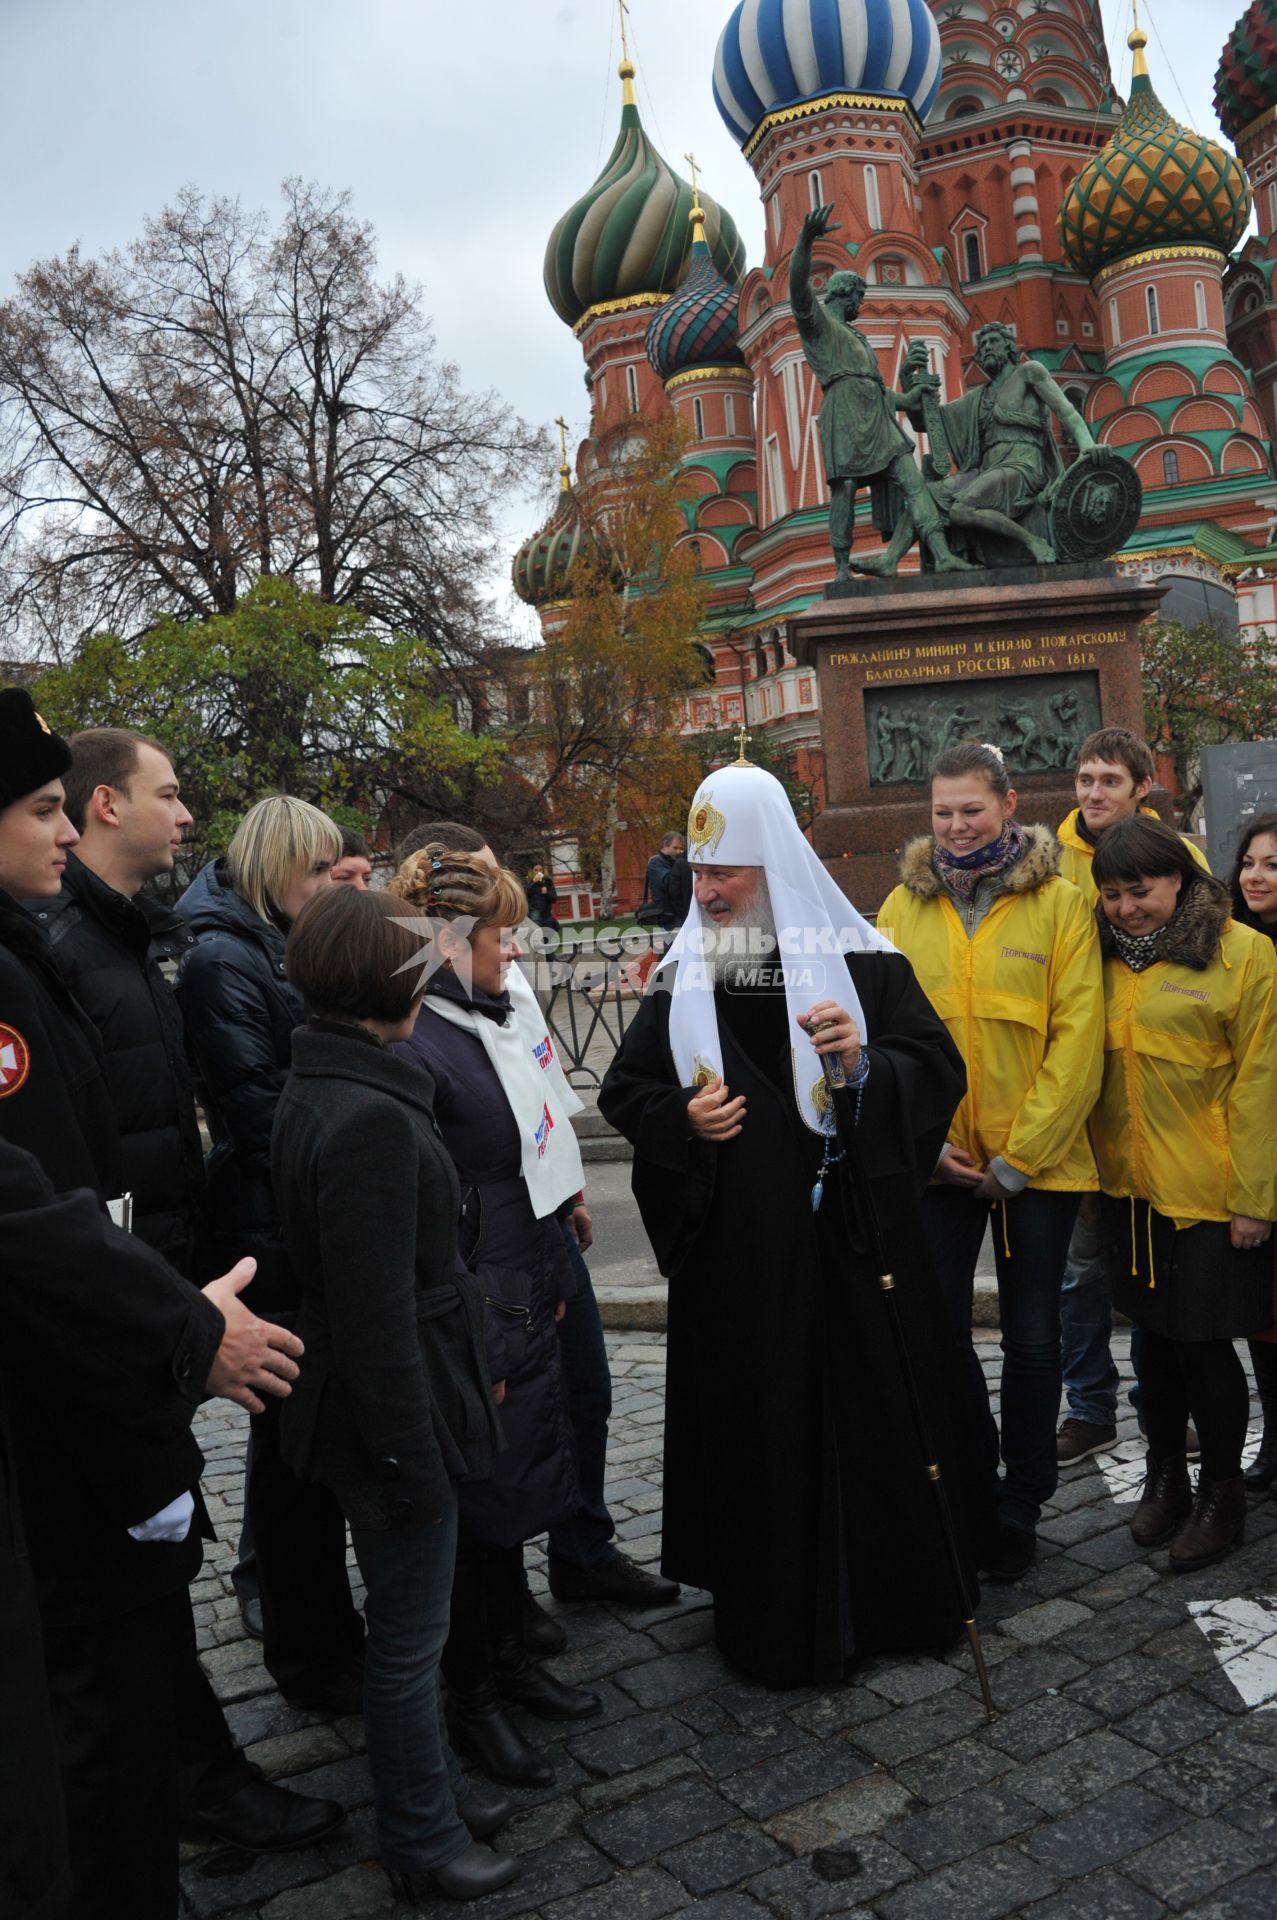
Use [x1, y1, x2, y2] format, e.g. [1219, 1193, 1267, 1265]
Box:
[922, 1184, 1080, 1536]
[1060, 1203, 1142, 1422]
[549, 1226, 616, 1568]
[350, 1495, 470, 1875]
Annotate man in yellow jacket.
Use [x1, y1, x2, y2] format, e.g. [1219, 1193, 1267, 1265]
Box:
[1055, 726, 1210, 1467]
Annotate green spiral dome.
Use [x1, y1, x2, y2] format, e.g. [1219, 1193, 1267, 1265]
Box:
[545, 92, 745, 329]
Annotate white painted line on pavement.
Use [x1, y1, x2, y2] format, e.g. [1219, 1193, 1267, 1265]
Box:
[1188, 1597, 1277, 1711]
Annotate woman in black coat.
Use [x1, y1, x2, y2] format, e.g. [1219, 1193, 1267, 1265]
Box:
[272, 887, 516, 1903]
[1230, 812, 1277, 1490]
[391, 847, 599, 1787]
[176, 796, 365, 1708]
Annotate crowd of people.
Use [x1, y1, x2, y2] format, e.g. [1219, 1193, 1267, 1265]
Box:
[3, 682, 1276, 1917]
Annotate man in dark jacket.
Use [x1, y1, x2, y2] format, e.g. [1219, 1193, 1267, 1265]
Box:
[0, 690, 332, 1918]
[642, 832, 685, 931]
[27, 727, 344, 1855]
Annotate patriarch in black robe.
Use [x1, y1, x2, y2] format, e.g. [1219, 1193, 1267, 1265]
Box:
[599, 765, 986, 1686]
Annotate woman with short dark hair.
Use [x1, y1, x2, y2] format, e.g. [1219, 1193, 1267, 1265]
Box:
[272, 885, 516, 1902]
[1091, 816, 1277, 1569]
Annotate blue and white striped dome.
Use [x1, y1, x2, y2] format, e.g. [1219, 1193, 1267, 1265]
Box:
[713, 0, 944, 149]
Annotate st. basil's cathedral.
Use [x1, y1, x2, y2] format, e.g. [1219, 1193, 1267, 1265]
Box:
[513, 0, 1277, 895]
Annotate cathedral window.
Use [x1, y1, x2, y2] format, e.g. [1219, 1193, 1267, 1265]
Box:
[808, 170, 824, 211]
[1109, 297, 1120, 346]
[1146, 285, 1160, 335]
[693, 396, 705, 439]
[770, 194, 782, 242]
[626, 364, 640, 412]
[1194, 281, 1207, 330]
[1268, 182, 1277, 231]
[963, 230, 982, 280]
[724, 393, 736, 438]
[1162, 449, 1180, 485]
[864, 164, 882, 232]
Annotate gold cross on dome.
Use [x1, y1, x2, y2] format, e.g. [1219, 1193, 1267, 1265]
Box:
[734, 722, 753, 766]
[684, 151, 700, 200]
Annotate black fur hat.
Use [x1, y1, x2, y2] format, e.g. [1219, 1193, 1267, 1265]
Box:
[0, 687, 73, 808]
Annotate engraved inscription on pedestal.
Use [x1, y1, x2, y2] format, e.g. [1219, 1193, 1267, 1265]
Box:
[865, 673, 1100, 785]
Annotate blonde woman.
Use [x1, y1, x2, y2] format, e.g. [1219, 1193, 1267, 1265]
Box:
[177, 796, 366, 1717]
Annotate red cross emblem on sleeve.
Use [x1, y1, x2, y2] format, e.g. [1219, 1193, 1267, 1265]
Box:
[0, 1024, 32, 1098]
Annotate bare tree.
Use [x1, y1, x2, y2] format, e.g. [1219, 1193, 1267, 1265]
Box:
[0, 180, 543, 665]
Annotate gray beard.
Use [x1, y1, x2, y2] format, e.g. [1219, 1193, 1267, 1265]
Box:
[701, 886, 779, 988]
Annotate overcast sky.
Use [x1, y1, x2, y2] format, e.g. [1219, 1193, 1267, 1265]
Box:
[4, 0, 1224, 629]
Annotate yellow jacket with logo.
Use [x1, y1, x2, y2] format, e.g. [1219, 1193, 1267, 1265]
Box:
[1089, 877, 1277, 1229]
[879, 825, 1103, 1190]
[1056, 806, 1210, 900]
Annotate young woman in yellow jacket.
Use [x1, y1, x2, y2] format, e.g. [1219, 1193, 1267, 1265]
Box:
[1090, 816, 1277, 1572]
[879, 741, 1103, 1581]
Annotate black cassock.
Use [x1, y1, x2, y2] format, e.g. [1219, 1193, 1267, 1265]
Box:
[599, 952, 989, 1687]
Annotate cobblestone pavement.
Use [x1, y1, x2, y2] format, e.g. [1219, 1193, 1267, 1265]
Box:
[183, 1334, 1277, 1918]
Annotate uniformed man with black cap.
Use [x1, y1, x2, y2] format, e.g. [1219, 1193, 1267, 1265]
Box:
[0, 688, 339, 1918]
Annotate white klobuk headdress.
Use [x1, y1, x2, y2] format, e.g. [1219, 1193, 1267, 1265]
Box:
[655, 764, 895, 1133]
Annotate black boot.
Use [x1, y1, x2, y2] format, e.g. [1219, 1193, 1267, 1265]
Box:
[1245, 1342, 1277, 1490]
[393, 1841, 519, 1902]
[488, 1544, 602, 1723]
[442, 1543, 553, 1788]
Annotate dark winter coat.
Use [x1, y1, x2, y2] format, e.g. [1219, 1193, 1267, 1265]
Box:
[0, 1138, 223, 1920]
[0, 888, 121, 1201]
[664, 853, 693, 925]
[175, 859, 302, 1311]
[599, 957, 984, 1686]
[397, 973, 580, 1549]
[642, 850, 679, 929]
[29, 851, 207, 1271]
[272, 1026, 500, 1531]
[0, 906, 215, 1624]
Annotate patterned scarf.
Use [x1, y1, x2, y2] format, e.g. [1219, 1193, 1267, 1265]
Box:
[1110, 923, 1170, 972]
[932, 819, 1028, 904]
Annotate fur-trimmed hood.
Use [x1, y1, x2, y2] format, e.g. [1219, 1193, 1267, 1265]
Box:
[897, 822, 1062, 900]
[1097, 869, 1232, 972]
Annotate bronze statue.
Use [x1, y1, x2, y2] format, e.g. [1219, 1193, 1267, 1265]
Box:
[792, 208, 1142, 578]
[791, 206, 972, 581]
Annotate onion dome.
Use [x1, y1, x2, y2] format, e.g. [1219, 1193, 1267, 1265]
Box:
[645, 206, 745, 380]
[1058, 26, 1251, 279]
[544, 58, 744, 329]
[513, 463, 585, 608]
[1216, 0, 1277, 139]
[713, 0, 943, 149]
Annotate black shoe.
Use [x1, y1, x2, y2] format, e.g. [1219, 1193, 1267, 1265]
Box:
[547, 1549, 680, 1608]
[182, 1777, 345, 1852]
[456, 1784, 515, 1841]
[522, 1584, 568, 1656]
[239, 1596, 264, 1641]
[494, 1652, 602, 1722]
[393, 1841, 519, 1902]
[980, 1524, 1037, 1582]
[283, 1660, 365, 1717]
[445, 1693, 554, 1787]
